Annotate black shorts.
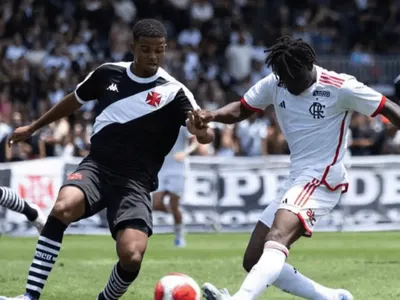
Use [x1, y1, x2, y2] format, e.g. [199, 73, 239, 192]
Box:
[62, 157, 153, 239]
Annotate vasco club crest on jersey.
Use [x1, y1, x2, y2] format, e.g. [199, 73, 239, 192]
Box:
[146, 91, 162, 107]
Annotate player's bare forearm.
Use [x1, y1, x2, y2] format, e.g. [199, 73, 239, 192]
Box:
[380, 98, 400, 129]
[211, 101, 254, 124]
[195, 128, 214, 144]
[30, 93, 82, 132]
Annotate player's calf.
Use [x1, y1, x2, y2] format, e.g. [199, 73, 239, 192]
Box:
[169, 193, 185, 247]
[98, 225, 148, 300]
[228, 210, 304, 299]
[21, 186, 86, 300]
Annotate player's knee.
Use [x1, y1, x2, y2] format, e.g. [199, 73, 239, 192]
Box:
[153, 201, 168, 212]
[118, 244, 145, 272]
[51, 190, 85, 224]
[51, 200, 78, 224]
[265, 228, 284, 244]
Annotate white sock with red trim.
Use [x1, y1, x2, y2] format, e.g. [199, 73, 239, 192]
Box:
[274, 263, 336, 299]
[232, 241, 288, 300]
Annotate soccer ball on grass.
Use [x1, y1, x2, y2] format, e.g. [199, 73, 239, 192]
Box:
[154, 273, 201, 300]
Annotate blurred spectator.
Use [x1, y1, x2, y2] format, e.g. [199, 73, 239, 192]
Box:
[178, 22, 202, 48]
[378, 116, 400, 154]
[350, 43, 375, 66]
[5, 34, 27, 61]
[190, 0, 214, 23]
[214, 125, 239, 157]
[236, 113, 268, 156]
[349, 113, 382, 155]
[225, 33, 253, 83]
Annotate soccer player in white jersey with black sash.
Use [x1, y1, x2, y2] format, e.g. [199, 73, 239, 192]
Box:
[0, 19, 213, 300]
[189, 36, 400, 300]
[153, 126, 198, 247]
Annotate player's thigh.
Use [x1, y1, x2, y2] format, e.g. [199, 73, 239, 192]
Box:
[271, 180, 342, 245]
[163, 174, 185, 201]
[152, 191, 168, 211]
[116, 226, 149, 270]
[107, 181, 153, 241]
[57, 163, 107, 224]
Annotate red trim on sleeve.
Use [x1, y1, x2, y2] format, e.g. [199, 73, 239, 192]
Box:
[371, 95, 387, 117]
[240, 98, 264, 113]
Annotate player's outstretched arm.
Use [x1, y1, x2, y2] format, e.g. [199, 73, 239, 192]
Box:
[30, 93, 81, 133]
[380, 98, 400, 129]
[194, 101, 254, 127]
[8, 93, 82, 146]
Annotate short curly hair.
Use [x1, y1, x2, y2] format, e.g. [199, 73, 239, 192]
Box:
[132, 19, 167, 42]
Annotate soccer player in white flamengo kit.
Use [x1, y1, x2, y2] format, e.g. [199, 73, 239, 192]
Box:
[152, 126, 198, 247]
[189, 36, 400, 300]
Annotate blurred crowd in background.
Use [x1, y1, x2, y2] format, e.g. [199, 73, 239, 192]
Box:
[1, 0, 400, 162]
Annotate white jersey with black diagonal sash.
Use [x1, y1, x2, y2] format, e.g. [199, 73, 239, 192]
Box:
[74, 62, 199, 188]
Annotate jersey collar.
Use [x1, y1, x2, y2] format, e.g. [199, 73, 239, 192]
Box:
[126, 63, 161, 83]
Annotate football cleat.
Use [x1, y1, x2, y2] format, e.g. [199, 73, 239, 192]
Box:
[29, 204, 46, 234]
[202, 283, 231, 300]
[174, 237, 186, 248]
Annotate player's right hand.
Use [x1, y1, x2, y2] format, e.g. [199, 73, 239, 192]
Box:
[192, 110, 214, 129]
[8, 125, 35, 147]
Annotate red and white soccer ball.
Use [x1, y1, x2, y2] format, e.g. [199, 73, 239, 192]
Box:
[154, 273, 201, 300]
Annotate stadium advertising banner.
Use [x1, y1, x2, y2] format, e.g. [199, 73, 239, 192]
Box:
[1, 156, 400, 235]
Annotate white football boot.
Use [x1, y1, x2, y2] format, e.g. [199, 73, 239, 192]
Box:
[333, 289, 354, 300]
[29, 204, 46, 234]
[202, 283, 231, 300]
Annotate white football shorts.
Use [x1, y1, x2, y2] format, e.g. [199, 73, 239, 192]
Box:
[259, 177, 343, 237]
[157, 172, 185, 198]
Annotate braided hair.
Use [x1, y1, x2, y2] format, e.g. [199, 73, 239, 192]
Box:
[265, 36, 317, 79]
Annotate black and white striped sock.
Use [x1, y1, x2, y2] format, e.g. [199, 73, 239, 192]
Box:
[0, 186, 38, 221]
[25, 216, 67, 299]
[98, 263, 139, 300]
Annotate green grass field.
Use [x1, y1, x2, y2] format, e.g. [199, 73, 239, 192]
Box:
[0, 232, 399, 299]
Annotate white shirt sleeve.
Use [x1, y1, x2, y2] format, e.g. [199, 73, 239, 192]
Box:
[337, 77, 386, 117]
[241, 74, 276, 112]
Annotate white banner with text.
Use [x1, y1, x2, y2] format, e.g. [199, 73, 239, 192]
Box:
[1, 156, 400, 236]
